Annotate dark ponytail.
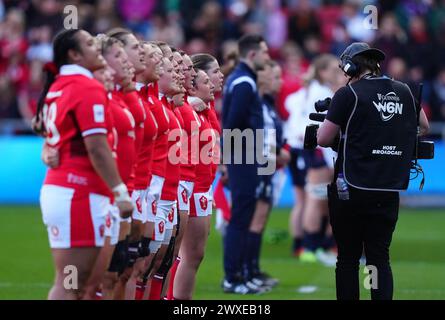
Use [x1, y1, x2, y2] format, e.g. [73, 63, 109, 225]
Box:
[34, 29, 81, 135]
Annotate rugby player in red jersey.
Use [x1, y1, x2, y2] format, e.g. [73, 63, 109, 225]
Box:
[190, 54, 225, 219]
[173, 67, 217, 300]
[126, 41, 164, 300]
[36, 29, 132, 300]
[90, 35, 139, 300]
[131, 42, 172, 299]
[163, 50, 200, 300]
[106, 28, 148, 299]
[147, 54, 185, 300]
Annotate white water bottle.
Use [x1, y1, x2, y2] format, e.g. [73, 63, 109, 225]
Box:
[336, 173, 350, 200]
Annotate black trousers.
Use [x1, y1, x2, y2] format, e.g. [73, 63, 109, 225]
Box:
[328, 183, 399, 300]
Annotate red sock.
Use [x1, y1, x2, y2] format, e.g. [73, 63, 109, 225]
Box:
[148, 274, 164, 300]
[135, 280, 146, 300]
[167, 257, 181, 300]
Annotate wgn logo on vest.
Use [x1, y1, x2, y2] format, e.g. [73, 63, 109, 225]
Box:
[372, 92, 403, 121]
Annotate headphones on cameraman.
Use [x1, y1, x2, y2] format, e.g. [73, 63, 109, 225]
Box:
[339, 54, 359, 78]
[339, 42, 386, 78]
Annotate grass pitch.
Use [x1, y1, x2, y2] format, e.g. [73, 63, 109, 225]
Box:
[0, 206, 444, 300]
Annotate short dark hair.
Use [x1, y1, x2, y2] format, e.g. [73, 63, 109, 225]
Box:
[191, 53, 217, 72]
[238, 34, 264, 58]
[352, 54, 381, 76]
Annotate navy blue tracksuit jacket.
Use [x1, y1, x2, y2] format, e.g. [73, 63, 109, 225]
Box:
[221, 62, 264, 282]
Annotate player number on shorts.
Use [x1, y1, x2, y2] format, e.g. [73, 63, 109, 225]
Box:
[43, 102, 61, 145]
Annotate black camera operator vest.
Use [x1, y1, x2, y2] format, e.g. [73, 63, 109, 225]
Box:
[342, 76, 417, 191]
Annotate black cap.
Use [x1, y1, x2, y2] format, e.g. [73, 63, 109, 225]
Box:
[340, 42, 386, 61]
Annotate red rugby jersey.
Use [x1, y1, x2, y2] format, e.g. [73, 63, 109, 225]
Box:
[160, 96, 184, 201]
[148, 84, 170, 178]
[133, 84, 158, 189]
[109, 91, 136, 185]
[116, 90, 145, 192]
[43, 64, 112, 196]
[207, 100, 221, 181]
[194, 107, 216, 193]
[175, 96, 201, 182]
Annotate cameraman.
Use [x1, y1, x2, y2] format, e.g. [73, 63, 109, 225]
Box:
[317, 42, 429, 300]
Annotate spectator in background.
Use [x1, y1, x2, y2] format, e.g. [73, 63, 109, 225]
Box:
[429, 66, 445, 122]
[27, 25, 53, 63]
[433, 21, 445, 79]
[372, 13, 406, 72]
[185, 37, 211, 56]
[189, 1, 224, 55]
[340, 0, 375, 42]
[25, 0, 63, 35]
[393, 0, 431, 31]
[303, 34, 322, 61]
[90, 0, 121, 34]
[330, 21, 353, 57]
[0, 1, 4, 21]
[428, 0, 445, 35]
[387, 56, 409, 82]
[149, 12, 185, 49]
[259, 0, 287, 57]
[238, 0, 265, 36]
[117, 0, 156, 36]
[179, 0, 207, 41]
[404, 15, 434, 80]
[287, 0, 320, 48]
[276, 41, 308, 121]
[0, 8, 31, 124]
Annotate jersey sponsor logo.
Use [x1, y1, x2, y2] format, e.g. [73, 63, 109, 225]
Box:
[99, 224, 105, 238]
[67, 173, 88, 186]
[168, 207, 174, 222]
[199, 195, 208, 211]
[136, 197, 142, 214]
[181, 189, 188, 204]
[158, 221, 165, 234]
[93, 104, 105, 123]
[372, 92, 403, 121]
[151, 200, 157, 215]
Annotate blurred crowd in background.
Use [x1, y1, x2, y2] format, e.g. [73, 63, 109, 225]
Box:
[1, 0, 445, 134]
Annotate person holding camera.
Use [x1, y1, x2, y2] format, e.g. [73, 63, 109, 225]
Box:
[317, 42, 429, 300]
[285, 54, 344, 264]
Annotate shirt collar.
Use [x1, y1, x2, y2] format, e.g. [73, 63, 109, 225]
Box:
[238, 61, 257, 81]
[59, 64, 94, 79]
[135, 82, 145, 91]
